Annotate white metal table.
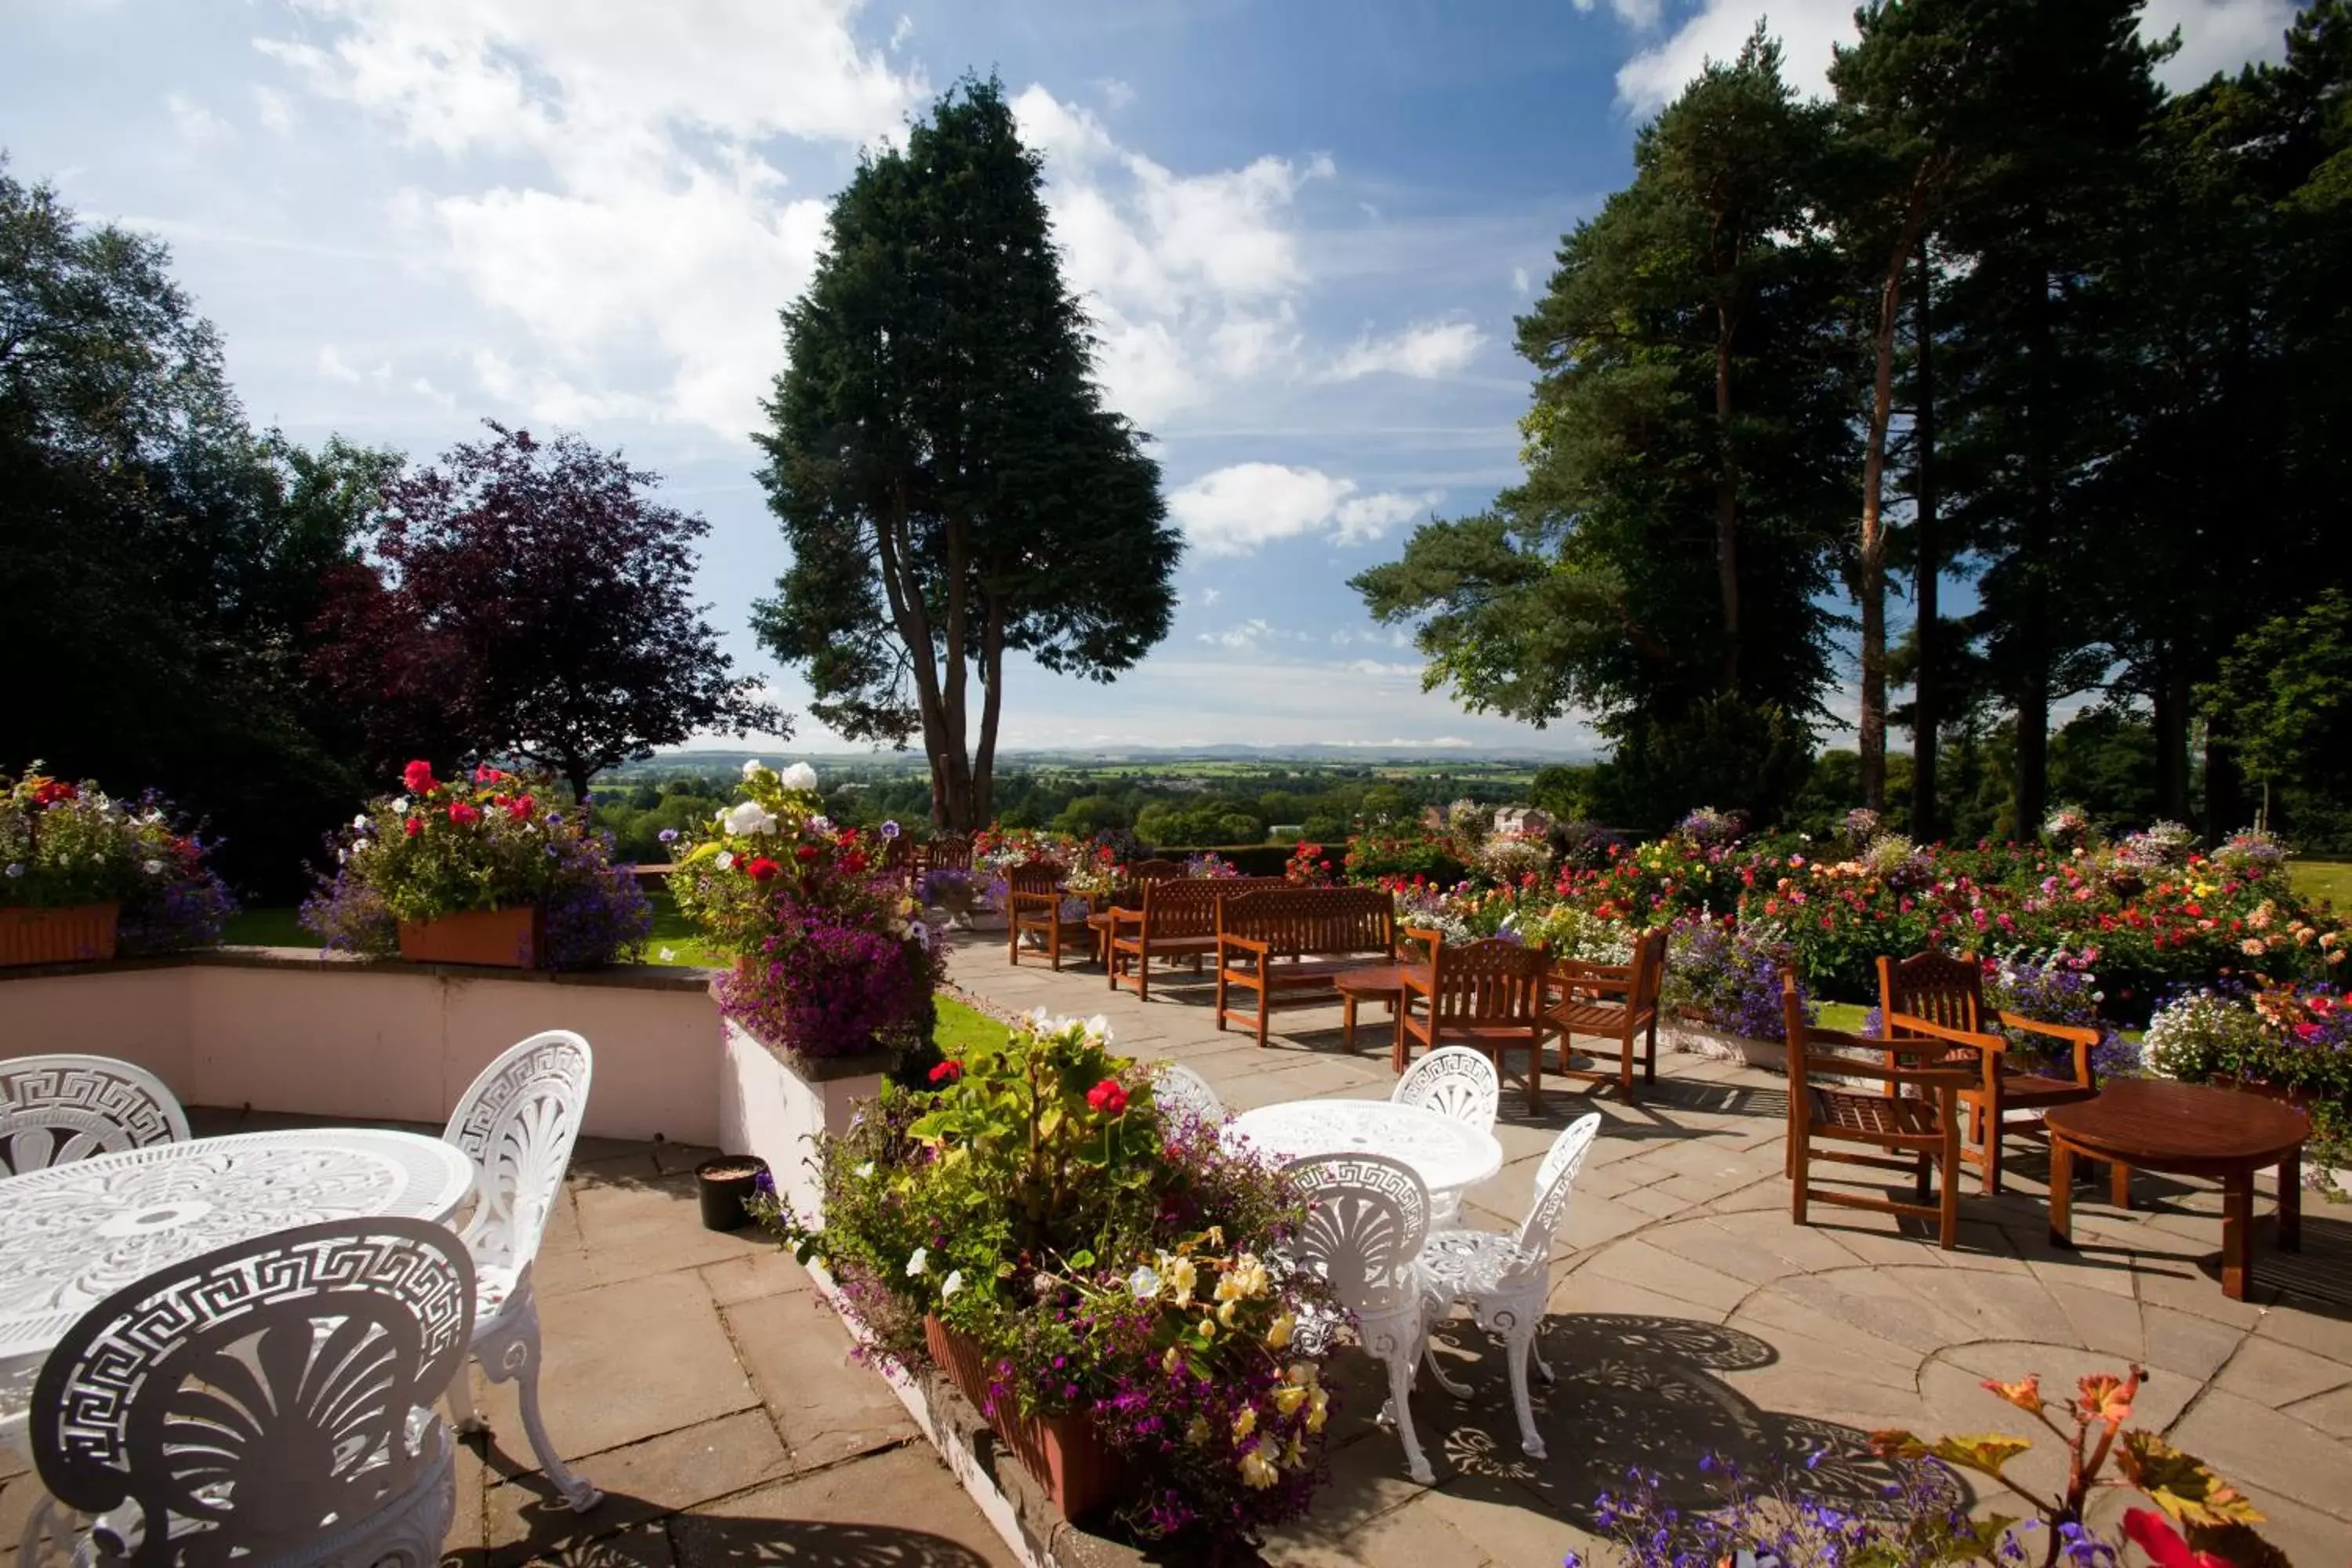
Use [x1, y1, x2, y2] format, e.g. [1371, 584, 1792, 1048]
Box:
[0, 1128, 477, 1424]
[1226, 1100, 1504, 1212]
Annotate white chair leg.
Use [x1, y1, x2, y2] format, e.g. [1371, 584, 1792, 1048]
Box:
[1504, 1323, 1545, 1459]
[476, 1289, 602, 1512]
[1421, 1333, 1474, 1399]
[1385, 1348, 1436, 1485]
[18, 1493, 59, 1568]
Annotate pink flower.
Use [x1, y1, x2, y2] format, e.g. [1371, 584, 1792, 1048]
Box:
[447, 801, 481, 826]
[1087, 1078, 1130, 1117]
[402, 760, 437, 794]
[929, 1060, 963, 1084]
[403, 816, 423, 838]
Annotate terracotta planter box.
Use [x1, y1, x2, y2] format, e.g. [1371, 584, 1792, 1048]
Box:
[924, 1316, 1129, 1524]
[0, 903, 119, 967]
[397, 906, 542, 968]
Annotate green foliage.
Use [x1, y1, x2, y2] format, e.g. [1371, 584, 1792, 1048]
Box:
[339, 765, 568, 924]
[755, 76, 1178, 829]
[2205, 589, 2352, 823]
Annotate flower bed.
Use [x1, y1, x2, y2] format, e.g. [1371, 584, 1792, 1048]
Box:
[2145, 981, 2351, 1181]
[302, 761, 648, 969]
[670, 761, 938, 1061]
[760, 1011, 1333, 1548]
[2, 764, 235, 961]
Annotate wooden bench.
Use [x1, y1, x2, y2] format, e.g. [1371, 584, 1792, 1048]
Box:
[1214, 887, 1399, 1047]
[1105, 877, 1289, 1000]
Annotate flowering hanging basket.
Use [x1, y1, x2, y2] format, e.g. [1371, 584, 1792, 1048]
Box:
[396, 905, 543, 968]
[0, 903, 119, 967]
[924, 1316, 1131, 1524]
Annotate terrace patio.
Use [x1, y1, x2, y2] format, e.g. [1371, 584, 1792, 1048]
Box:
[3, 935, 2346, 1568]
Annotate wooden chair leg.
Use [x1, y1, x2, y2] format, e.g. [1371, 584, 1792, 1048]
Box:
[1791, 1137, 1809, 1226]
[1256, 985, 1269, 1048]
[1642, 1018, 1658, 1084]
[1526, 1030, 1542, 1115]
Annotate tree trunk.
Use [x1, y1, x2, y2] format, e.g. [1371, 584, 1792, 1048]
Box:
[1857, 241, 1910, 815]
[2203, 727, 2244, 842]
[2015, 267, 2053, 838]
[2153, 641, 2190, 822]
[1910, 241, 1940, 843]
[975, 590, 1007, 829]
[1712, 305, 1742, 694]
[563, 761, 595, 811]
[869, 498, 956, 829]
[940, 519, 975, 830]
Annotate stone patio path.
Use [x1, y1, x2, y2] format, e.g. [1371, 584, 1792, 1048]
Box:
[949, 933, 2352, 1567]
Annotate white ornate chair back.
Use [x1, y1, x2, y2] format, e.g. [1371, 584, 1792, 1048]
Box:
[0, 1054, 188, 1175]
[1390, 1046, 1500, 1133]
[1151, 1064, 1224, 1128]
[1513, 1113, 1603, 1262]
[443, 1031, 593, 1278]
[1285, 1152, 1431, 1322]
[31, 1218, 475, 1568]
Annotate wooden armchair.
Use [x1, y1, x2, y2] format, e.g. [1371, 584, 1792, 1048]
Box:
[1785, 973, 1973, 1250]
[1544, 927, 1668, 1102]
[1006, 859, 1090, 968]
[1399, 934, 1548, 1114]
[1877, 951, 2103, 1196]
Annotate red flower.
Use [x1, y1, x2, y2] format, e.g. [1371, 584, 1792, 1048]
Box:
[402, 760, 437, 794]
[447, 801, 482, 826]
[2121, 1509, 2230, 1568]
[928, 1060, 963, 1084]
[1086, 1078, 1130, 1116]
[744, 856, 782, 882]
[509, 794, 535, 820]
[474, 764, 507, 784]
[404, 816, 423, 838]
[842, 851, 868, 873]
[794, 844, 820, 863]
[29, 779, 77, 807]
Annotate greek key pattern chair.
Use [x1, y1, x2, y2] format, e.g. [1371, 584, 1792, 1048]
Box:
[1420, 1114, 1602, 1459]
[1285, 1152, 1436, 1484]
[1151, 1064, 1225, 1129]
[1389, 1047, 1499, 1223]
[441, 1031, 601, 1511]
[0, 1055, 188, 1176]
[31, 1218, 475, 1568]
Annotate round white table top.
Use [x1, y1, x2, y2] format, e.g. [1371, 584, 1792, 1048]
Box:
[0, 1128, 477, 1366]
[1226, 1100, 1504, 1203]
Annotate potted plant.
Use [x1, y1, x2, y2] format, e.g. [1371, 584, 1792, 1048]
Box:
[761, 1011, 1334, 1547]
[1657, 917, 1812, 1067]
[1, 766, 238, 966]
[668, 761, 942, 1059]
[300, 760, 650, 969]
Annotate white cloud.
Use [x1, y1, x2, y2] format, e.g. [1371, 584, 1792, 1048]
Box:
[1199, 619, 1272, 648]
[1511, 265, 1531, 296]
[1615, 0, 2288, 111]
[262, 0, 924, 437]
[1341, 659, 1427, 678]
[1097, 77, 1136, 111]
[1200, 586, 1222, 606]
[252, 85, 296, 134]
[165, 92, 230, 145]
[1168, 463, 1439, 556]
[888, 13, 913, 51]
[316, 344, 362, 382]
[1326, 319, 1484, 382]
[1573, 0, 1664, 26]
[409, 376, 457, 409]
[1011, 85, 1332, 423]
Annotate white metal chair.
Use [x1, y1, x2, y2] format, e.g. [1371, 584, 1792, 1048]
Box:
[30, 1217, 475, 1568]
[1151, 1063, 1225, 1128]
[441, 1030, 601, 1511]
[1419, 1113, 1602, 1460]
[1285, 1152, 1438, 1484]
[1390, 1047, 1499, 1222]
[0, 1054, 187, 1175]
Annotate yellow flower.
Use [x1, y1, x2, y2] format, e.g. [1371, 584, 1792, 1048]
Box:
[1232, 1404, 1257, 1441]
[1185, 1415, 1210, 1446]
[1218, 1254, 1270, 1301]
[1239, 1437, 1280, 1490]
[1196, 1316, 1217, 1342]
[1273, 1382, 1308, 1417]
[1161, 1345, 1182, 1376]
[1307, 1388, 1329, 1433]
[1162, 1255, 1198, 1306]
[1218, 1298, 1240, 1327]
[2242, 938, 2267, 956]
[1265, 1312, 1295, 1350]
[1286, 1362, 1319, 1388]
[1284, 1435, 1305, 1468]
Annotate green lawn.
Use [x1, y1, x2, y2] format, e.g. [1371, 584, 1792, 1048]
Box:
[1814, 1000, 1872, 1033]
[221, 905, 315, 946]
[2292, 859, 2352, 909]
[221, 888, 728, 966]
[934, 993, 1008, 1057]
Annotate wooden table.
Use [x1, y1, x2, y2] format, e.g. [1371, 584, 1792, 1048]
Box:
[1330, 964, 1429, 1060]
[2045, 1079, 2309, 1301]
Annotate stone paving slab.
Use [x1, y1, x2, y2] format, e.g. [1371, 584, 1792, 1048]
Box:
[947, 932, 2352, 1566]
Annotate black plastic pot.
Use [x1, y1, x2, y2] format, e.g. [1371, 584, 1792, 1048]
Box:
[695, 1154, 770, 1232]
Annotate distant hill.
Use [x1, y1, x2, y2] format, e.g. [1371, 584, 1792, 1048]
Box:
[607, 741, 1595, 779]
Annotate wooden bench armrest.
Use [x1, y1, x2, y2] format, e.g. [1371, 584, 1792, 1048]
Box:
[1883, 1012, 2006, 1054]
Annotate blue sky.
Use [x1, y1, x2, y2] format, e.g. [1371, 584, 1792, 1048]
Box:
[3, 0, 2295, 756]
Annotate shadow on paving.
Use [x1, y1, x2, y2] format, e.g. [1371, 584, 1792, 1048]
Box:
[1305, 1312, 1958, 1548]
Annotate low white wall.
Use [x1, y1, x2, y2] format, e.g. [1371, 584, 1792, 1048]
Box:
[0, 950, 724, 1145]
[718, 1016, 885, 1225]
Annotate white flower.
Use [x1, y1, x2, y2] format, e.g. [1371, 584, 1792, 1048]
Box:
[907, 921, 928, 945]
[809, 815, 833, 834]
[855, 1161, 876, 1178]
[4, 865, 23, 879]
[741, 759, 768, 779]
[336, 848, 349, 865]
[1084, 1014, 1111, 1042]
[941, 1269, 964, 1298]
[906, 1247, 929, 1277]
[352, 812, 370, 830]
[778, 762, 818, 793]
[1127, 1264, 1163, 1300]
[351, 839, 370, 855]
[391, 797, 408, 814]
[142, 859, 165, 875]
[715, 851, 736, 871]
[658, 947, 677, 962]
[721, 800, 779, 837]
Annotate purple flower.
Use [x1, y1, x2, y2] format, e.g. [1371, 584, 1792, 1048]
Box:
[880, 819, 901, 840]
[658, 828, 680, 844]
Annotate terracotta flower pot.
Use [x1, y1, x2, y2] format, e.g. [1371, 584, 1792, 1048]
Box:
[924, 1316, 1129, 1523]
[0, 903, 119, 967]
[397, 905, 542, 968]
